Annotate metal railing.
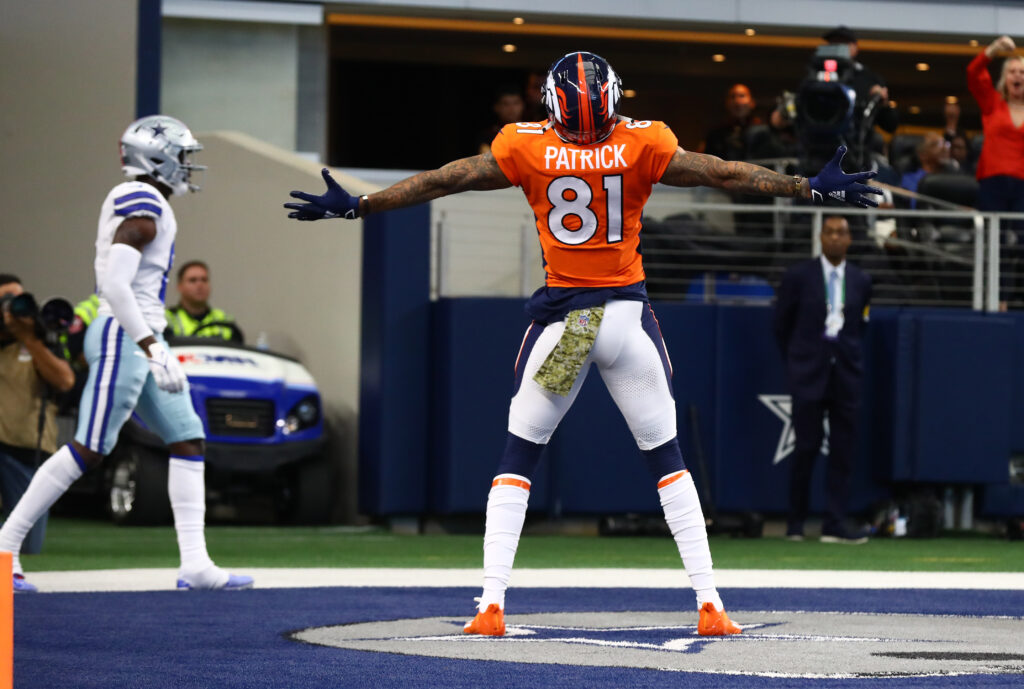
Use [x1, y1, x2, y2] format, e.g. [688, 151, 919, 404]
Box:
[430, 188, 1024, 313]
[638, 203, 1024, 312]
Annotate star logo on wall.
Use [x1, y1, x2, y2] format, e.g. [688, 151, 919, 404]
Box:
[757, 394, 829, 465]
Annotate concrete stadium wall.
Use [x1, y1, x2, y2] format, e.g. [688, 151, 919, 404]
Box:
[162, 18, 300, 155]
[0, 0, 373, 519]
[1, 0, 138, 300]
[159, 131, 374, 522]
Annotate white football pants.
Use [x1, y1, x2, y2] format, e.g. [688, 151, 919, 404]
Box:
[508, 299, 676, 450]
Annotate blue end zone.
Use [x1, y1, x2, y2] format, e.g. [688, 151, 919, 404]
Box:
[14, 587, 1024, 688]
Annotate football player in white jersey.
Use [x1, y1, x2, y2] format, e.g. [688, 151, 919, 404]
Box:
[0, 115, 252, 592]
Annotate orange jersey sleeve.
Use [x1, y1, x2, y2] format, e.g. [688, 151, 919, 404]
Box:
[491, 119, 678, 288]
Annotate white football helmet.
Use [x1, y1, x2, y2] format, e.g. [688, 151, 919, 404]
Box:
[120, 115, 206, 196]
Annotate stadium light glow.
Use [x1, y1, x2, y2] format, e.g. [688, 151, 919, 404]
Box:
[325, 13, 989, 57]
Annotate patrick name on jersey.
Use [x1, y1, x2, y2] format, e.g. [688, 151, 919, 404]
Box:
[543, 143, 628, 171]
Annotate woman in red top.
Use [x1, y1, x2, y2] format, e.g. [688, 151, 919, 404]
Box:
[967, 35, 1024, 217]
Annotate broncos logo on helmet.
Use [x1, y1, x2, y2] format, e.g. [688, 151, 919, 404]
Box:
[542, 51, 623, 145]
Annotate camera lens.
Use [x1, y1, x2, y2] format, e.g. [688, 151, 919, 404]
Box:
[9, 293, 38, 319]
[39, 298, 74, 332]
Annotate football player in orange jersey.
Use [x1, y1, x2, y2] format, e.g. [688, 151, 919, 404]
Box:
[285, 51, 880, 638]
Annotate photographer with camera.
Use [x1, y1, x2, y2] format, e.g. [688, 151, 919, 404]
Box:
[0, 274, 74, 557]
[822, 26, 898, 143]
[785, 26, 898, 177]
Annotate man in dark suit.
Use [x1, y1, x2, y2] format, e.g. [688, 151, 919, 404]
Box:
[774, 215, 871, 544]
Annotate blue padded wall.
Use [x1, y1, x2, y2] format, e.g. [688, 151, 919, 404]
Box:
[712, 306, 789, 513]
[904, 313, 1012, 483]
[428, 298, 551, 513]
[355, 202, 1022, 518]
[364, 298, 1023, 516]
[1011, 315, 1024, 452]
[549, 303, 719, 514]
[358, 206, 432, 514]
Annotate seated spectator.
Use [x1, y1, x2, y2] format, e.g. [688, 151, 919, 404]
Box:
[702, 84, 762, 161]
[165, 260, 242, 342]
[943, 100, 962, 143]
[889, 134, 924, 175]
[949, 133, 975, 175]
[476, 85, 525, 155]
[899, 132, 951, 207]
[748, 96, 799, 162]
[521, 71, 547, 122]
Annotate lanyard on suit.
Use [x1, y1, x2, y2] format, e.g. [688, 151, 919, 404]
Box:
[824, 269, 845, 313]
[823, 268, 846, 340]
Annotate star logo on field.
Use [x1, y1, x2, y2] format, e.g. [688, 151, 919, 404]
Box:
[399, 621, 777, 654]
[389, 620, 920, 657]
[758, 394, 829, 465]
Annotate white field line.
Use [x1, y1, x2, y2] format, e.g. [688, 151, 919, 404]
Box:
[21, 568, 1024, 593]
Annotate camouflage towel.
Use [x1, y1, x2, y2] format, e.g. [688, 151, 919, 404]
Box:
[533, 307, 604, 396]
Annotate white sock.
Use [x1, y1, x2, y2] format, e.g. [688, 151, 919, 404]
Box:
[479, 474, 531, 611]
[658, 470, 723, 612]
[168, 456, 226, 588]
[0, 445, 84, 576]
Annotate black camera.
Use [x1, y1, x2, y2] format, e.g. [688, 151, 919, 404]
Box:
[794, 44, 866, 174]
[0, 292, 74, 340]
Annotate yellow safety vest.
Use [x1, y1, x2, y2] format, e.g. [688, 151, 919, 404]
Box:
[74, 294, 100, 328]
[165, 306, 237, 340]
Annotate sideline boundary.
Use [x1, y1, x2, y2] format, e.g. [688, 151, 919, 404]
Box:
[22, 567, 1024, 592]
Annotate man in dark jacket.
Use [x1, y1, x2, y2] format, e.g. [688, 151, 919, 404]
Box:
[774, 215, 872, 543]
[822, 25, 899, 171]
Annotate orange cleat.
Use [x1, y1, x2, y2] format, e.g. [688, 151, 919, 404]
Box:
[697, 602, 742, 636]
[463, 603, 506, 636]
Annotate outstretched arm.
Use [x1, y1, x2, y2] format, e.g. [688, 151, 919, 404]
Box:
[660, 148, 811, 198]
[285, 153, 512, 221]
[660, 145, 881, 208]
[363, 153, 512, 215]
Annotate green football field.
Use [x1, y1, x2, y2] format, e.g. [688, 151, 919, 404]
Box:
[18, 517, 1024, 573]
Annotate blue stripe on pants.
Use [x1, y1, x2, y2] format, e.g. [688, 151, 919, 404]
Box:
[96, 324, 124, 452]
[84, 318, 113, 446]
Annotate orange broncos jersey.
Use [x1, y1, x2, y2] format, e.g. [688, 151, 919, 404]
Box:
[490, 118, 678, 288]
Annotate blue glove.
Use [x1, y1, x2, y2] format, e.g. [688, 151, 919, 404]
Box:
[808, 146, 883, 208]
[284, 168, 361, 220]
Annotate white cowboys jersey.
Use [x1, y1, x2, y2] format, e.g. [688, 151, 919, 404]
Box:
[94, 181, 176, 334]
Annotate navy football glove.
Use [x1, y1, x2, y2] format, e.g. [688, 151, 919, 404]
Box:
[284, 168, 361, 220]
[808, 146, 883, 208]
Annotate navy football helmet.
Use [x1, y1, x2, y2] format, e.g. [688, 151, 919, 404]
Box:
[542, 51, 623, 145]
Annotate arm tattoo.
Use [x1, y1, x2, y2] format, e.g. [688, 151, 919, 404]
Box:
[660, 149, 810, 199]
[366, 153, 512, 214]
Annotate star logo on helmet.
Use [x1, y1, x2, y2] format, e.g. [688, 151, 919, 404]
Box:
[150, 123, 168, 137]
